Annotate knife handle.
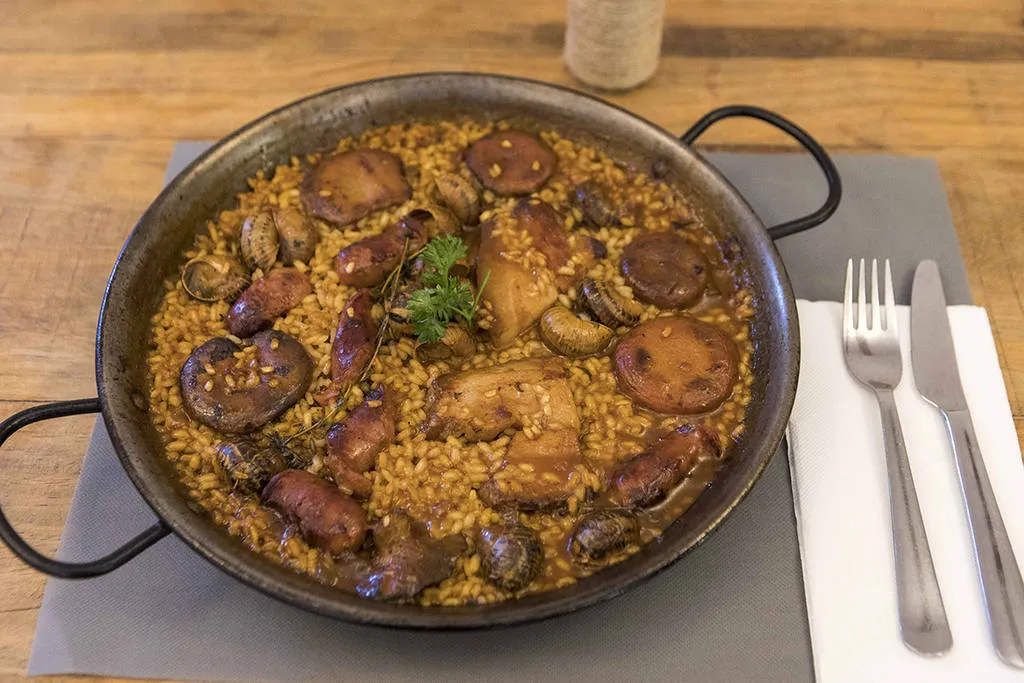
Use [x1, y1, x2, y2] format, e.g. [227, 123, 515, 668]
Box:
[944, 408, 1024, 669]
[875, 389, 953, 655]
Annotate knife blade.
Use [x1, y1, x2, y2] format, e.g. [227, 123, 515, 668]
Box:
[911, 258, 1024, 669]
[911, 260, 968, 412]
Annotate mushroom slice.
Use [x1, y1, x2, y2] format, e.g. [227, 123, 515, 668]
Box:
[301, 149, 412, 226]
[621, 232, 710, 308]
[538, 306, 613, 358]
[607, 424, 720, 508]
[181, 254, 250, 302]
[263, 469, 368, 556]
[614, 316, 738, 414]
[466, 130, 557, 195]
[179, 330, 313, 433]
[226, 268, 312, 338]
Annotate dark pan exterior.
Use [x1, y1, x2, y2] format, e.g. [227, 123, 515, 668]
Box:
[96, 73, 798, 628]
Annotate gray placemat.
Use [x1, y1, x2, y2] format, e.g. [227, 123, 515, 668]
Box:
[27, 147, 970, 682]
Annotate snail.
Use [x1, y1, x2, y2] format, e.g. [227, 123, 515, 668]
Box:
[415, 325, 476, 362]
[538, 306, 613, 358]
[477, 522, 544, 592]
[572, 180, 620, 228]
[569, 509, 640, 565]
[577, 279, 643, 328]
[180, 254, 250, 302]
[216, 438, 287, 494]
[239, 212, 280, 272]
[433, 173, 481, 226]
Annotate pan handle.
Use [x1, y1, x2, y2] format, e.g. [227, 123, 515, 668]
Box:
[680, 105, 842, 240]
[0, 398, 170, 578]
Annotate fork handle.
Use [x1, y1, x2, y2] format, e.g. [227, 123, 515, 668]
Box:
[943, 408, 1024, 668]
[875, 388, 953, 655]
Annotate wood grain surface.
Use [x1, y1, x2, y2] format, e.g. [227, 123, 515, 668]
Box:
[2, 0, 1024, 678]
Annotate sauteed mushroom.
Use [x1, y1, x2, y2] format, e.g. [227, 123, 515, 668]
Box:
[466, 130, 557, 195]
[621, 232, 709, 308]
[301, 149, 412, 226]
[615, 316, 738, 414]
[538, 306, 613, 358]
[226, 268, 312, 338]
[181, 254, 250, 302]
[263, 469, 368, 556]
[180, 330, 313, 433]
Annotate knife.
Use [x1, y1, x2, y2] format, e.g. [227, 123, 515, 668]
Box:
[912, 259, 1024, 669]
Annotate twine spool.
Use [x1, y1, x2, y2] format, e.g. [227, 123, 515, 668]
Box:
[564, 0, 666, 91]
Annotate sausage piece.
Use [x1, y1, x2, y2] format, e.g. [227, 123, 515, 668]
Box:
[334, 214, 426, 288]
[301, 149, 411, 226]
[226, 268, 312, 338]
[325, 386, 397, 498]
[466, 130, 557, 196]
[263, 469, 368, 556]
[180, 330, 313, 433]
[620, 232, 709, 308]
[614, 317, 738, 414]
[323, 289, 377, 401]
[608, 424, 720, 508]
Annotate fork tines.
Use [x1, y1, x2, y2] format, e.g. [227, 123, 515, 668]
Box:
[843, 258, 897, 333]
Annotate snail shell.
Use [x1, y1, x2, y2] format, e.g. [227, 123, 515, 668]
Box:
[240, 212, 280, 272]
[216, 439, 287, 493]
[273, 207, 318, 265]
[477, 523, 544, 592]
[577, 279, 643, 328]
[572, 180, 620, 228]
[180, 254, 250, 302]
[415, 325, 476, 362]
[433, 173, 481, 226]
[569, 509, 640, 565]
[408, 203, 461, 238]
[538, 306, 613, 358]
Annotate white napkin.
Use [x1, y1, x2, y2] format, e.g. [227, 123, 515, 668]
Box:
[789, 300, 1024, 682]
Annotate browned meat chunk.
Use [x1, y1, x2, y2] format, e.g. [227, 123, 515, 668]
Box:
[322, 290, 377, 402]
[333, 214, 427, 288]
[608, 424, 720, 508]
[325, 386, 397, 498]
[262, 469, 368, 556]
[615, 317, 738, 414]
[226, 268, 312, 338]
[180, 330, 313, 433]
[356, 511, 467, 601]
[477, 200, 575, 348]
[620, 232, 709, 308]
[423, 358, 576, 441]
[478, 428, 584, 510]
[301, 149, 411, 226]
[466, 130, 557, 196]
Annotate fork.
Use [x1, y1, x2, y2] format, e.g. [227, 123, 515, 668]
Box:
[842, 258, 953, 655]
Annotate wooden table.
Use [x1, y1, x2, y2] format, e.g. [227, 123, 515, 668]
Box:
[2, 0, 1023, 678]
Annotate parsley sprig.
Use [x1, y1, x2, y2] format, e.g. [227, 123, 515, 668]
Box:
[409, 235, 490, 343]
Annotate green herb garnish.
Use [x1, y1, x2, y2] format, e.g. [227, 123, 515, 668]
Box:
[409, 236, 488, 343]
